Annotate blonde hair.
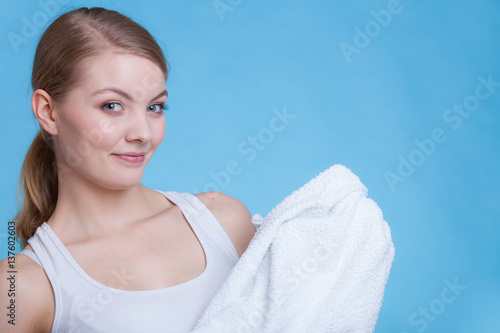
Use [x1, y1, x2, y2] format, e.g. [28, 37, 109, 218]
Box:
[16, 7, 168, 246]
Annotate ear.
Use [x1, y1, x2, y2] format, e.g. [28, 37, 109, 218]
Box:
[32, 89, 58, 135]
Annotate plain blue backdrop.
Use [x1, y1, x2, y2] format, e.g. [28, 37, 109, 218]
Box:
[1, 1, 499, 332]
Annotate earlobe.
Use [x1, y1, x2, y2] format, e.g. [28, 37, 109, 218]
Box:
[32, 89, 58, 135]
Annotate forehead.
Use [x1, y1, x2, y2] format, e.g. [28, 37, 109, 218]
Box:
[75, 52, 166, 98]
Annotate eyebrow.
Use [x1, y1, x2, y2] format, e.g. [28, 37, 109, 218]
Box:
[92, 87, 168, 102]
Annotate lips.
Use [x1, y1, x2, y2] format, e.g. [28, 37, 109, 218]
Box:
[112, 152, 146, 163]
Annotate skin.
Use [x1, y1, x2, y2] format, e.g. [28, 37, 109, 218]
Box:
[0, 51, 256, 332]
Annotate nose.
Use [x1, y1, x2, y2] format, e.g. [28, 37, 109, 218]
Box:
[125, 110, 153, 143]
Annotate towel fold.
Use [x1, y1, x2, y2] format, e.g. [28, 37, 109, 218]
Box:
[192, 164, 395, 332]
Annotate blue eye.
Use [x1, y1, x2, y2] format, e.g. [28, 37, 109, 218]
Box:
[148, 103, 169, 113]
[102, 102, 123, 112]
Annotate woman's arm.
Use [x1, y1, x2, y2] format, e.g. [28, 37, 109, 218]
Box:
[0, 250, 55, 333]
[195, 192, 256, 258]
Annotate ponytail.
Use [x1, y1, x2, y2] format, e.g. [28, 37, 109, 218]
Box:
[15, 129, 58, 246]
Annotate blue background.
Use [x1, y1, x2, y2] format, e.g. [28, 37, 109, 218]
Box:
[1, 1, 499, 332]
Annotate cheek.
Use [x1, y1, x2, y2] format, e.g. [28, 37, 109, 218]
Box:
[56, 112, 88, 154]
[56, 109, 118, 156]
[151, 117, 166, 148]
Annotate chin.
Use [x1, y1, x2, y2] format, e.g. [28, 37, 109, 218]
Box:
[101, 180, 143, 191]
[95, 173, 145, 191]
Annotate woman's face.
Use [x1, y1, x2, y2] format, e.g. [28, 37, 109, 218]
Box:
[52, 52, 167, 190]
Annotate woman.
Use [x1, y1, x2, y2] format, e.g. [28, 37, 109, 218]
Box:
[0, 7, 256, 332]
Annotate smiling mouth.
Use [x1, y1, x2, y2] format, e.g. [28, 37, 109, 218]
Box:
[112, 153, 146, 164]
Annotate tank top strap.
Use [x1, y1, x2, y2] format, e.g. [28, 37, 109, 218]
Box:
[26, 223, 66, 332]
[158, 191, 239, 262]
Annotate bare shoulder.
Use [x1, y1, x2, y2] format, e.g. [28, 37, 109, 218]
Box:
[0, 247, 54, 332]
[194, 191, 256, 257]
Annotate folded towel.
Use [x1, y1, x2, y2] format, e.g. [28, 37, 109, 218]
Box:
[191, 164, 395, 332]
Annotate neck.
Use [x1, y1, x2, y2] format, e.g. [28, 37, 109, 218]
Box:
[47, 171, 164, 244]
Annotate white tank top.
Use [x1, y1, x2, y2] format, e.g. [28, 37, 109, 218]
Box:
[19, 191, 239, 333]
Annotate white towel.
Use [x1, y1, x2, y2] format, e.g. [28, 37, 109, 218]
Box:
[191, 164, 395, 332]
